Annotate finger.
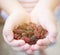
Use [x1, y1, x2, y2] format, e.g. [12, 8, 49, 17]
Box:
[31, 44, 48, 51]
[12, 46, 24, 51]
[3, 25, 25, 47]
[31, 44, 40, 51]
[26, 48, 33, 55]
[3, 20, 15, 43]
[39, 45, 48, 50]
[3, 29, 25, 47]
[37, 38, 51, 46]
[45, 23, 58, 43]
[21, 43, 30, 51]
[37, 31, 57, 46]
[12, 43, 30, 51]
[3, 30, 14, 43]
[9, 40, 25, 47]
[47, 32, 57, 43]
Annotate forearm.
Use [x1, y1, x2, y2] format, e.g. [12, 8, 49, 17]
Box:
[35, 0, 60, 11]
[4, 11, 26, 30]
[0, 0, 27, 15]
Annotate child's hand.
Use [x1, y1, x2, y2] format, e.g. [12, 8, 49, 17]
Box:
[3, 10, 31, 51]
[28, 7, 58, 52]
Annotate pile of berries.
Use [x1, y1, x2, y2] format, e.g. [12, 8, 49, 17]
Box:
[13, 22, 48, 45]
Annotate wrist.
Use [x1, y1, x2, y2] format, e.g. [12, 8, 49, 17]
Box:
[36, 0, 60, 12]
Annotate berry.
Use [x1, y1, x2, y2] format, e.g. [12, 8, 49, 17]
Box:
[13, 22, 48, 45]
[21, 36, 30, 43]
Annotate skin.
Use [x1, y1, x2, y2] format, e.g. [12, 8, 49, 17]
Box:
[0, 0, 60, 54]
[30, 0, 60, 52]
[0, 0, 31, 52]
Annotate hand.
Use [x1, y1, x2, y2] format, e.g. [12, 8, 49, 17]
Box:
[3, 10, 31, 52]
[28, 7, 58, 52]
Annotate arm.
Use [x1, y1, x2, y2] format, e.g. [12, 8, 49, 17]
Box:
[0, 0, 27, 14]
[0, 0, 31, 52]
[0, 0, 30, 25]
[30, 0, 59, 51]
[34, 0, 60, 11]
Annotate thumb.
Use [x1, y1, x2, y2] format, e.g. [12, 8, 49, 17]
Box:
[2, 18, 14, 43]
[37, 23, 58, 46]
[46, 25, 58, 43]
[37, 31, 57, 46]
[3, 29, 14, 43]
[47, 32, 57, 43]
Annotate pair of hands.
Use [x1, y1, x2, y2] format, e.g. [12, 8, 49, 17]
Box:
[3, 6, 57, 55]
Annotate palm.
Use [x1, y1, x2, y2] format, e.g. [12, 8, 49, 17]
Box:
[3, 12, 31, 52]
[28, 9, 57, 52]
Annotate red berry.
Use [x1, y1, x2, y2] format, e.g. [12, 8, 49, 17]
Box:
[13, 22, 48, 45]
[34, 29, 40, 38]
[13, 29, 24, 35]
[22, 33, 26, 37]
[21, 36, 30, 43]
[25, 37, 30, 43]
[14, 34, 19, 39]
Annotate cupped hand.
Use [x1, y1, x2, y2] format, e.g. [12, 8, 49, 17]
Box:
[2, 7, 58, 55]
[3, 10, 31, 52]
[26, 8, 58, 53]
